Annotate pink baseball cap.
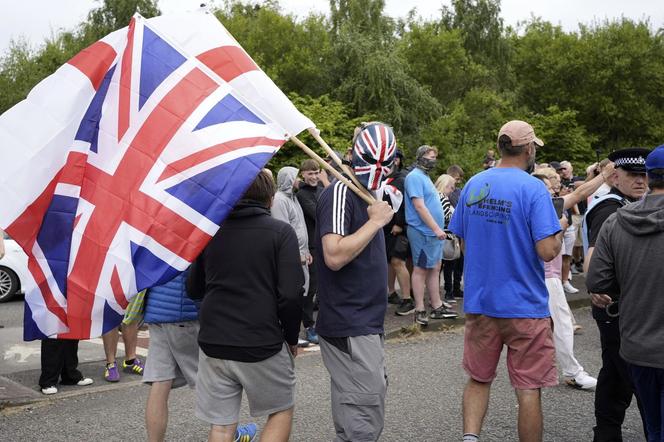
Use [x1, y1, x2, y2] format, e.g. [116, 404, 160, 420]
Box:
[498, 120, 544, 147]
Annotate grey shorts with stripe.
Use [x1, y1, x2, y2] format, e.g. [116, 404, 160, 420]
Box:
[143, 321, 199, 389]
[195, 344, 296, 426]
[320, 334, 387, 442]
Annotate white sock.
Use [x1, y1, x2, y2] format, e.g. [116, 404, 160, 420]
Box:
[463, 433, 479, 442]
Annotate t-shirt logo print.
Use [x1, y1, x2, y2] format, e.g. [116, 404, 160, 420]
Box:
[465, 183, 491, 207]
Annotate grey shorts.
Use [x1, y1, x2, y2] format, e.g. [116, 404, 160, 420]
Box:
[143, 321, 200, 388]
[196, 344, 295, 425]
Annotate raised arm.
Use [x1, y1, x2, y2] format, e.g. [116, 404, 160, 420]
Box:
[322, 201, 393, 271]
[563, 163, 614, 209]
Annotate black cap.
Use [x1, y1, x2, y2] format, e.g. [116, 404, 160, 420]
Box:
[608, 148, 651, 173]
[549, 161, 563, 170]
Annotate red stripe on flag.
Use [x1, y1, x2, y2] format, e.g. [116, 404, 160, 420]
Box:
[118, 18, 136, 142]
[66, 67, 219, 339]
[110, 267, 129, 309]
[197, 46, 259, 82]
[67, 41, 117, 91]
[157, 137, 284, 182]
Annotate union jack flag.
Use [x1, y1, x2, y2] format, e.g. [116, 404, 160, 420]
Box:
[0, 12, 314, 340]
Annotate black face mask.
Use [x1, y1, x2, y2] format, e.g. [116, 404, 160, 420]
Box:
[417, 158, 437, 171]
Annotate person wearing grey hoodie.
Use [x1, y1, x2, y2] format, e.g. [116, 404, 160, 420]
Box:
[587, 144, 664, 441]
[272, 166, 312, 346]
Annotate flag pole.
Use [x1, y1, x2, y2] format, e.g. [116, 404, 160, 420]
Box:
[290, 136, 376, 205]
[307, 128, 374, 201]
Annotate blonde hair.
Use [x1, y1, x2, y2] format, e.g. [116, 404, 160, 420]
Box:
[534, 166, 558, 181]
[435, 174, 456, 195]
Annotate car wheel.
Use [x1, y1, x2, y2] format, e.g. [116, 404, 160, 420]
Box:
[0, 266, 19, 302]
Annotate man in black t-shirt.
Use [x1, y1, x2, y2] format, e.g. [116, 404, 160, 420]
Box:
[315, 122, 396, 441]
[584, 147, 650, 442]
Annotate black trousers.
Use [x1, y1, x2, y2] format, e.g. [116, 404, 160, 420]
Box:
[443, 253, 464, 295]
[39, 339, 83, 388]
[593, 317, 648, 442]
[302, 260, 317, 329]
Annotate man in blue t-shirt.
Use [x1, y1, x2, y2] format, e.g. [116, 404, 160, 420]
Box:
[404, 145, 458, 325]
[315, 122, 396, 441]
[449, 120, 564, 442]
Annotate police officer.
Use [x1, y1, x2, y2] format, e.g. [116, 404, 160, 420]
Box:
[583, 147, 650, 442]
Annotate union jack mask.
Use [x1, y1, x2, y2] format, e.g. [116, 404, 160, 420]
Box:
[351, 122, 397, 191]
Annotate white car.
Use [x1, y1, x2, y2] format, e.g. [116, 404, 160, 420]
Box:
[0, 232, 29, 302]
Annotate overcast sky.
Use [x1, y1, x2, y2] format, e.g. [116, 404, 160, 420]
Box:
[1, 0, 662, 54]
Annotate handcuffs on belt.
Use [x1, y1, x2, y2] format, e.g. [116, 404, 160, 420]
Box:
[605, 301, 619, 318]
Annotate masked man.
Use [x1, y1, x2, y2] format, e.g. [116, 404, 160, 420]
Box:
[315, 122, 396, 441]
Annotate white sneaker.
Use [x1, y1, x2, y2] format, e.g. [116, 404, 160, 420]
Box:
[41, 386, 58, 395]
[566, 371, 597, 390]
[297, 338, 310, 348]
[563, 281, 579, 294]
[77, 377, 93, 386]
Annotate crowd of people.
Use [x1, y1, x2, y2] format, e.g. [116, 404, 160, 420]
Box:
[6, 118, 664, 442]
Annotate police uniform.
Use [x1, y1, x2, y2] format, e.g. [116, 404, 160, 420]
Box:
[584, 147, 650, 442]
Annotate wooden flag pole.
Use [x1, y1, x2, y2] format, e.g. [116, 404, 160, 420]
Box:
[290, 136, 375, 205]
[307, 128, 374, 201]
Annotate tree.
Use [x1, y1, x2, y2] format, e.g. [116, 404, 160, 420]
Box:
[215, 2, 333, 97]
[398, 22, 487, 106]
[529, 106, 597, 165]
[267, 93, 374, 171]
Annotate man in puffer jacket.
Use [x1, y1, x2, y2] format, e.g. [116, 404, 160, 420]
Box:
[143, 271, 258, 441]
[143, 270, 199, 441]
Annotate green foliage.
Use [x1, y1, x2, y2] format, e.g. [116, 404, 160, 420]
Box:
[1, 0, 663, 176]
[266, 93, 374, 172]
[215, 2, 332, 97]
[529, 106, 598, 165]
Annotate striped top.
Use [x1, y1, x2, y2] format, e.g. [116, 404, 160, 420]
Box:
[439, 193, 454, 229]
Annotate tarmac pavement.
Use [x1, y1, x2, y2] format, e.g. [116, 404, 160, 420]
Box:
[0, 274, 646, 440]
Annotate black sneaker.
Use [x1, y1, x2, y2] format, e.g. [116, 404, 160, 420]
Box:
[395, 298, 415, 316]
[415, 310, 429, 326]
[453, 289, 464, 299]
[430, 305, 459, 319]
[387, 291, 401, 305]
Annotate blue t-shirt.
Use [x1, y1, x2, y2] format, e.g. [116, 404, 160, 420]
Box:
[405, 168, 444, 236]
[449, 167, 561, 318]
[314, 181, 387, 337]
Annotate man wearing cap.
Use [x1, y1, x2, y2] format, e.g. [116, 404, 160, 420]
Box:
[405, 145, 458, 326]
[587, 144, 664, 441]
[449, 120, 565, 442]
[315, 122, 395, 441]
[582, 147, 651, 442]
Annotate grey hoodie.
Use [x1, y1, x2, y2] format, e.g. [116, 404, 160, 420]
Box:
[272, 167, 309, 258]
[586, 193, 664, 368]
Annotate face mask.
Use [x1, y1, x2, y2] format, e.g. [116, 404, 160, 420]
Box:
[417, 157, 437, 171]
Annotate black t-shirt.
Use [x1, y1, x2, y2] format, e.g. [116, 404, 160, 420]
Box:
[586, 189, 628, 248]
[314, 181, 387, 338]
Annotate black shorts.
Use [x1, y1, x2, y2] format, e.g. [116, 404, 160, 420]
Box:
[385, 233, 410, 261]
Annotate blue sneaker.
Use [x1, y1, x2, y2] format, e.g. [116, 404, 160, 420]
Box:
[234, 423, 257, 442]
[306, 327, 319, 345]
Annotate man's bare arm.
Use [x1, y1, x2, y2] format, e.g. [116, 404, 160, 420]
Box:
[322, 201, 393, 271]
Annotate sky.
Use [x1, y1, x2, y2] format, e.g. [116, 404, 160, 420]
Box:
[0, 0, 662, 54]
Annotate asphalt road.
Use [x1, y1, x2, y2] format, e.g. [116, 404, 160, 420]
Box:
[0, 305, 645, 441]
